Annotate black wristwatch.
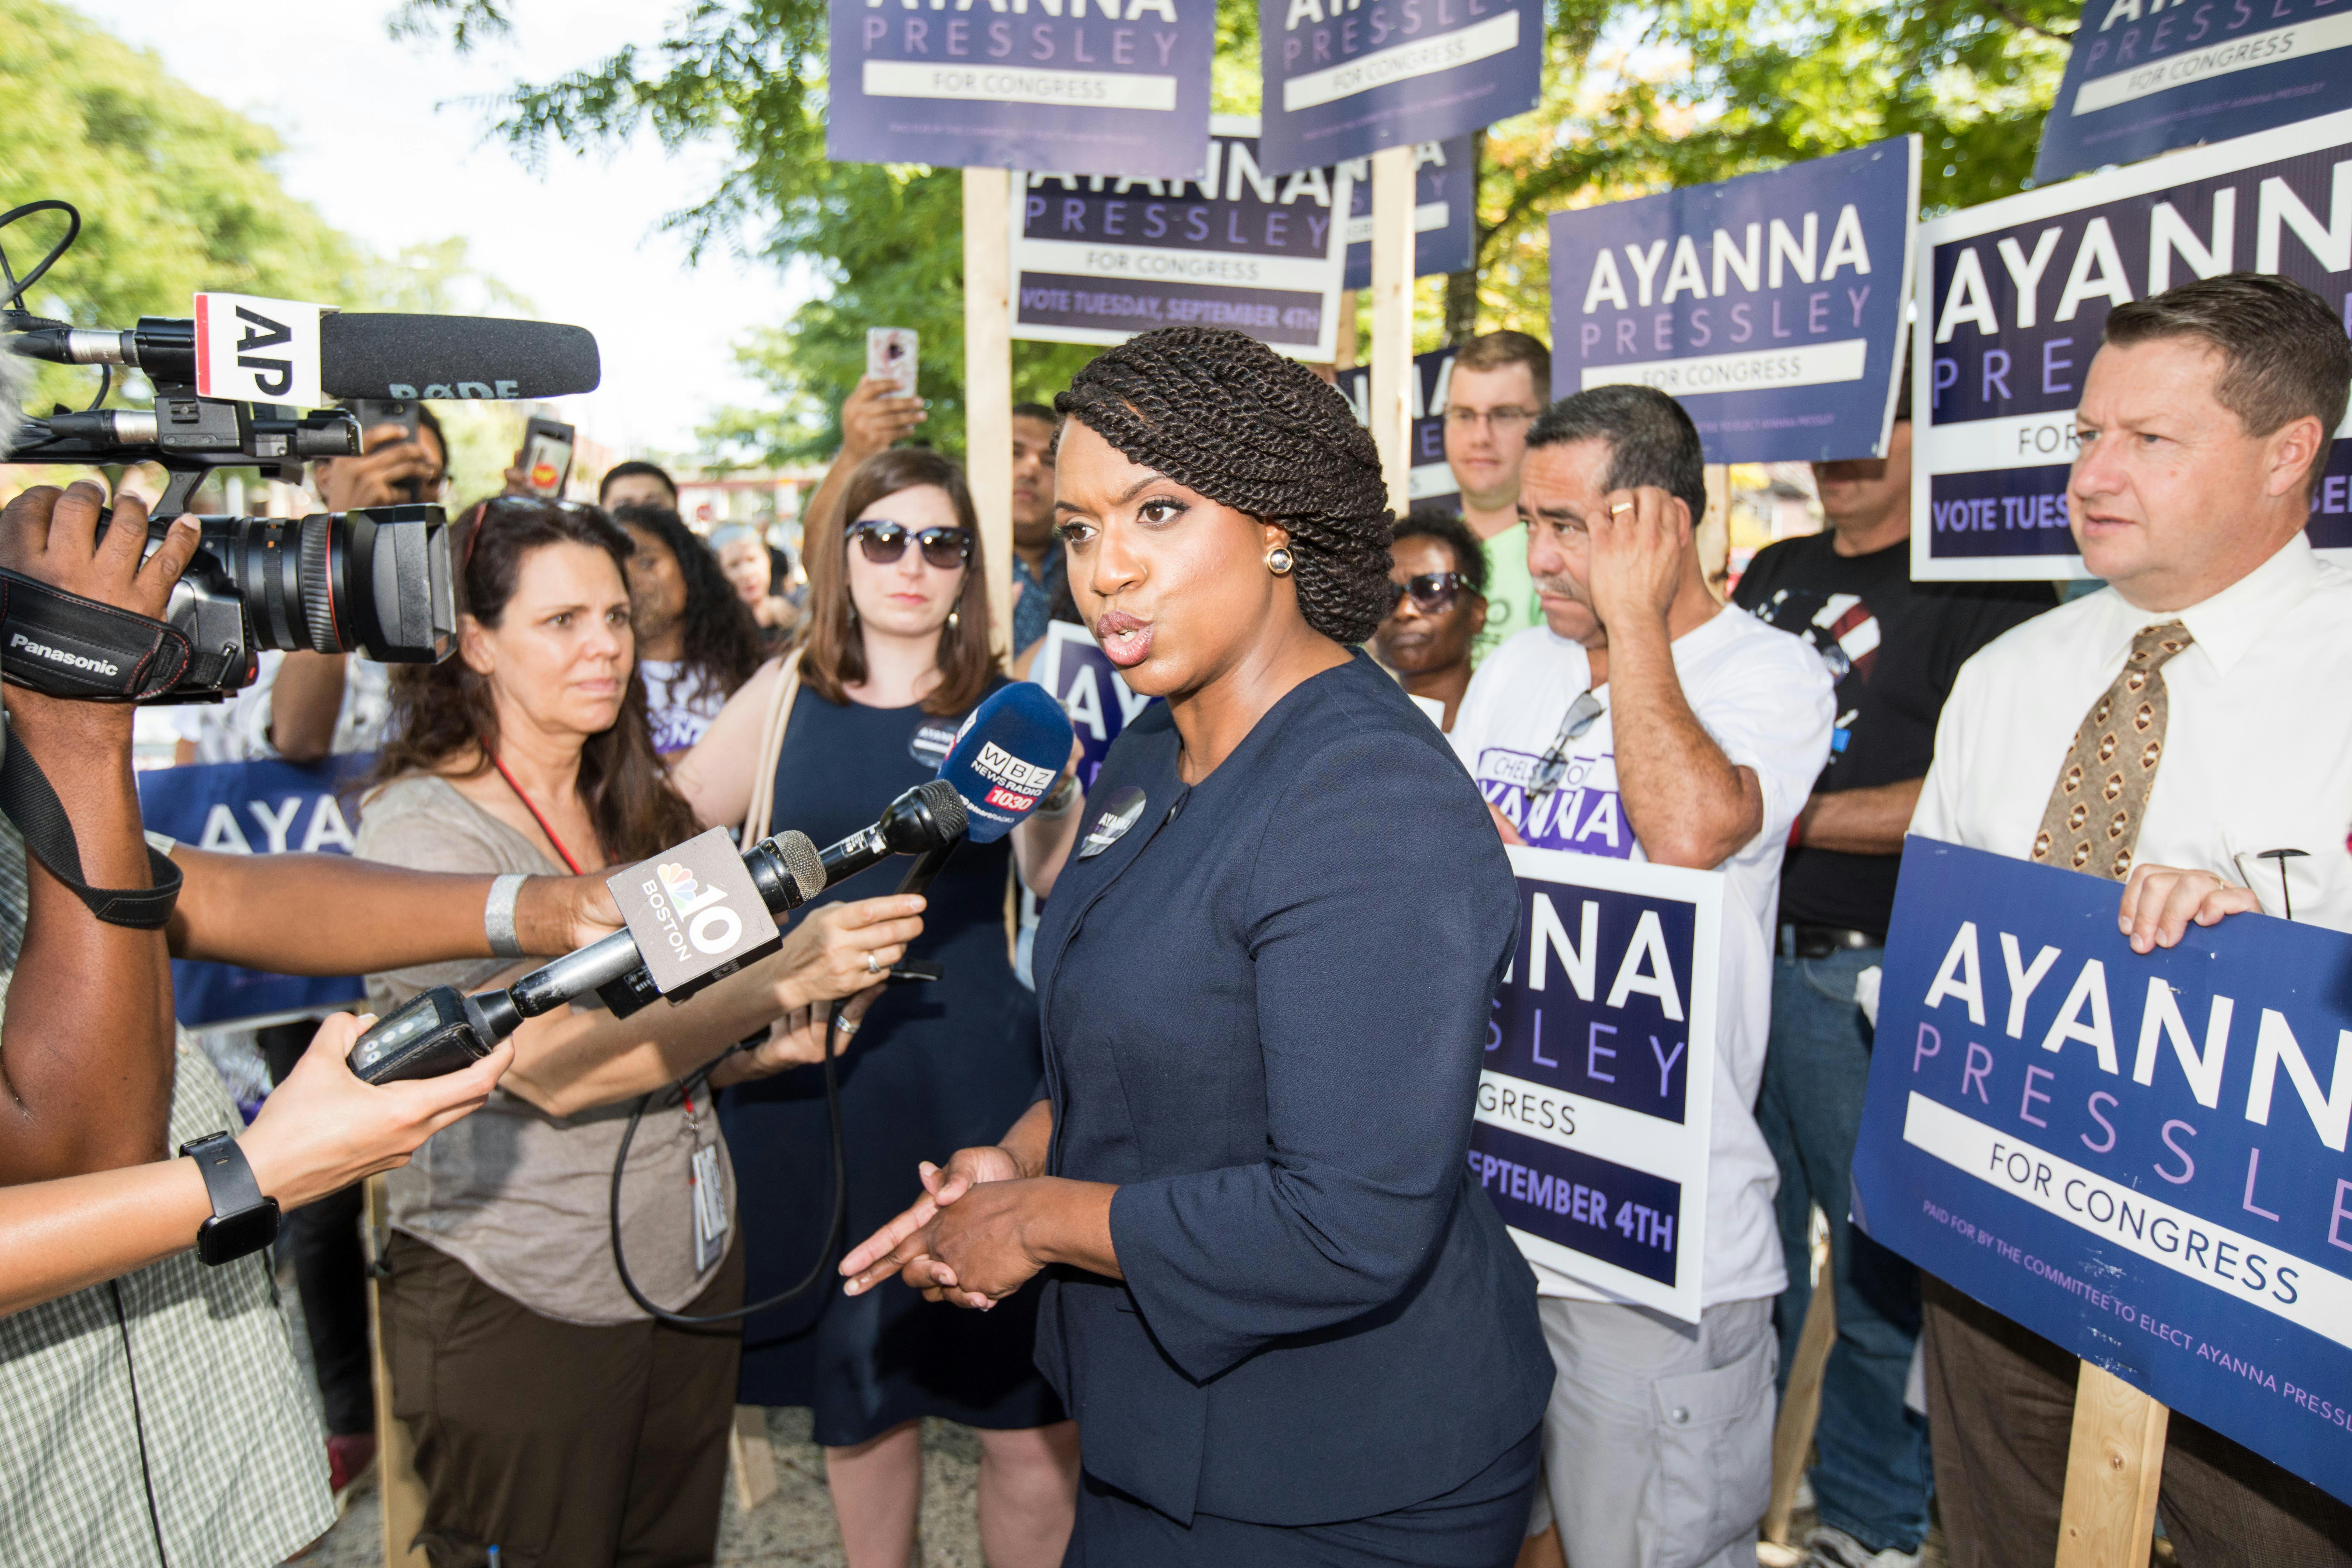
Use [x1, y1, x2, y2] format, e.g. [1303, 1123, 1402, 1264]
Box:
[179, 1131, 281, 1266]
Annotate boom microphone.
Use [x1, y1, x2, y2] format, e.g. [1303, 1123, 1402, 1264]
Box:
[9, 312, 602, 401]
[938, 681, 1079, 842]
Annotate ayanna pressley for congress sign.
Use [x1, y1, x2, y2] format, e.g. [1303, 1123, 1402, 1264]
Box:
[1009, 117, 1353, 359]
[2036, 0, 2352, 185]
[1546, 138, 1919, 465]
[1256, 0, 1540, 174]
[1853, 839, 2352, 1506]
[1911, 107, 2352, 582]
[1469, 847, 1724, 1325]
[827, 0, 1212, 178]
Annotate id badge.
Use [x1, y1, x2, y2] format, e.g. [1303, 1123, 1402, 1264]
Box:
[691, 1141, 729, 1272]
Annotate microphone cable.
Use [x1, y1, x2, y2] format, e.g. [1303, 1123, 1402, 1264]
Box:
[602, 842, 957, 1330]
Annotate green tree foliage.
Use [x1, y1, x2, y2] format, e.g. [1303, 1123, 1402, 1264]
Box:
[0, 0, 367, 412]
[397, 0, 2076, 435]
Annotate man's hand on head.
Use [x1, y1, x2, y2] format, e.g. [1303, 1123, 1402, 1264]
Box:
[1583, 485, 1687, 634]
[2118, 864, 2261, 953]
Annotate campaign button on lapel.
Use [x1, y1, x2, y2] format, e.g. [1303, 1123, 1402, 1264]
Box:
[1077, 786, 1147, 859]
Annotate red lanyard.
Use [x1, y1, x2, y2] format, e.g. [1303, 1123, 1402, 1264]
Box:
[489, 752, 586, 875]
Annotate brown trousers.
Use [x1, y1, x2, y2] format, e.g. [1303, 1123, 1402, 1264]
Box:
[381, 1233, 744, 1568]
[1921, 1276, 2352, 1568]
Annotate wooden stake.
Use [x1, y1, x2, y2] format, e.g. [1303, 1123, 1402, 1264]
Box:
[1763, 1230, 1837, 1548]
[964, 165, 1015, 661]
[2055, 1363, 2169, 1568]
[365, 1176, 430, 1568]
[1367, 144, 1416, 517]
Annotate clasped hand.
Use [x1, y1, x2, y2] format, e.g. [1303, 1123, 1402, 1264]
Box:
[839, 1144, 1042, 1309]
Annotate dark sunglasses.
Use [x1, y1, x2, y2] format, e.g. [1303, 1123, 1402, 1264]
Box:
[851, 519, 972, 570]
[1385, 570, 1469, 616]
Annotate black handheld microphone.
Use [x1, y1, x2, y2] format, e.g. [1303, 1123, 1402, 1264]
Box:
[9, 312, 603, 401]
[347, 781, 969, 1084]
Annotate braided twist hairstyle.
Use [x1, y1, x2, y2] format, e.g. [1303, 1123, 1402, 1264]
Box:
[1055, 326, 1394, 645]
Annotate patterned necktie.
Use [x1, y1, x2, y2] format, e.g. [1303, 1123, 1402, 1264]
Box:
[2032, 621, 2194, 882]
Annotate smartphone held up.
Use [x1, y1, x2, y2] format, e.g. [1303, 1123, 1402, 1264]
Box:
[520, 416, 576, 498]
[866, 328, 918, 398]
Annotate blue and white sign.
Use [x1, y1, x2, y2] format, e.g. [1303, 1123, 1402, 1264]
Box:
[1854, 838, 2352, 1505]
[1258, 0, 1540, 174]
[1029, 621, 1154, 789]
[1912, 109, 2352, 580]
[826, 0, 1213, 178]
[1010, 116, 1354, 359]
[2036, 0, 2352, 185]
[1548, 137, 1920, 465]
[1471, 847, 1723, 1323]
[1336, 346, 1461, 512]
[1342, 135, 1476, 291]
[138, 757, 371, 1030]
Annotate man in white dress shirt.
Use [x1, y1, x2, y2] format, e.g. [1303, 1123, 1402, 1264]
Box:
[1450, 384, 1834, 1568]
[1911, 273, 2352, 1567]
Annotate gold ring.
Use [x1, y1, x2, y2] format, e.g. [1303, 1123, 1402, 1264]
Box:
[1610, 501, 1633, 517]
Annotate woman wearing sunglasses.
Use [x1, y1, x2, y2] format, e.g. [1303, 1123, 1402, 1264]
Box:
[839, 328, 1552, 1566]
[672, 449, 1079, 1568]
[1373, 509, 1491, 732]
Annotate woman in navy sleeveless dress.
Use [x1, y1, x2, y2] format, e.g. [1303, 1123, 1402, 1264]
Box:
[679, 447, 1075, 1568]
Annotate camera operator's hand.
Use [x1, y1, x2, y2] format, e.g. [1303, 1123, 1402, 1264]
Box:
[238, 1011, 510, 1209]
[0, 481, 200, 631]
[774, 893, 927, 1006]
[707, 983, 884, 1087]
[841, 376, 926, 462]
[314, 423, 443, 510]
[0, 483, 204, 1183]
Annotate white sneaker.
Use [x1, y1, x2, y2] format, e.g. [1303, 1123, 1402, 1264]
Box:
[1801, 1524, 1922, 1568]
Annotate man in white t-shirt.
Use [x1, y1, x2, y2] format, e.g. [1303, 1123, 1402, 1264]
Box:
[1450, 384, 1833, 1568]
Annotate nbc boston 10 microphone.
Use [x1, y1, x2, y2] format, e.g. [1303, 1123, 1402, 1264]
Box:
[346, 782, 970, 1084]
[9, 312, 602, 401]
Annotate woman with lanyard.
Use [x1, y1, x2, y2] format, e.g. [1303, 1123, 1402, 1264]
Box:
[356, 497, 930, 1567]
[840, 329, 1553, 1566]
[673, 449, 1081, 1568]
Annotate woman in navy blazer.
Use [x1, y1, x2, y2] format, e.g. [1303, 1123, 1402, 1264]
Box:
[843, 327, 1552, 1564]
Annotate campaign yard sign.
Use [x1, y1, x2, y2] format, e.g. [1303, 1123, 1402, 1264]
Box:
[1853, 838, 2352, 1505]
[1258, 0, 1541, 174]
[1030, 621, 1154, 788]
[1548, 137, 1920, 465]
[1341, 135, 1476, 290]
[138, 756, 371, 1030]
[1913, 108, 2352, 581]
[1010, 116, 1354, 359]
[1470, 847, 1723, 1323]
[2036, 0, 2352, 186]
[826, 0, 1212, 178]
[1335, 346, 1460, 511]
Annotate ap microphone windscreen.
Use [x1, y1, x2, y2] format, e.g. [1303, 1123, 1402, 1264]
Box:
[319, 313, 602, 401]
[938, 683, 1077, 844]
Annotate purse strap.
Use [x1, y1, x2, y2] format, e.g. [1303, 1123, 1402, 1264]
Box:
[740, 649, 805, 846]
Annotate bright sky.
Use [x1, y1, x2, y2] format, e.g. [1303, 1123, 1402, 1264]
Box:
[71, 0, 815, 457]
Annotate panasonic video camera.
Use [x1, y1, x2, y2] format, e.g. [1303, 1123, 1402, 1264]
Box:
[1, 200, 456, 702]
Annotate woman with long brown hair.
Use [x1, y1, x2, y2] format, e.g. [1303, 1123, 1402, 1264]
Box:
[674, 450, 1080, 1568]
[358, 497, 930, 1566]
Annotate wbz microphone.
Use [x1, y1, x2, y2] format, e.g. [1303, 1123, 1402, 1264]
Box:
[937, 681, 1078, 841]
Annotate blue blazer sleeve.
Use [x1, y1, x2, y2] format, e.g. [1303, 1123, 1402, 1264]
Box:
[1105, 724, 1519, 1382]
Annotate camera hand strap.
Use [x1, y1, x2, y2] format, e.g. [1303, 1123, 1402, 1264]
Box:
[0, 730, 181, 928]
[0, 570, 193, 702]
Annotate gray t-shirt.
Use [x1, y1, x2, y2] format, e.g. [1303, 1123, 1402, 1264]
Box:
[356, 775, 733, 1325]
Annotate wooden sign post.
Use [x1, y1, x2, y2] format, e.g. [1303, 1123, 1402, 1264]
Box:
[1366, 144, 1416, 517]
[964, 165, 1016, 659]
[2056, 1366, 2169, 1568]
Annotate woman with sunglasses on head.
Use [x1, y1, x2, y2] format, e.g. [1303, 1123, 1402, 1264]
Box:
[357, 498, 927, 1568]
[672, 449, 1080, 1568]
[839, 328, 1552, 1566]
[1373, 508, 1491, 732]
